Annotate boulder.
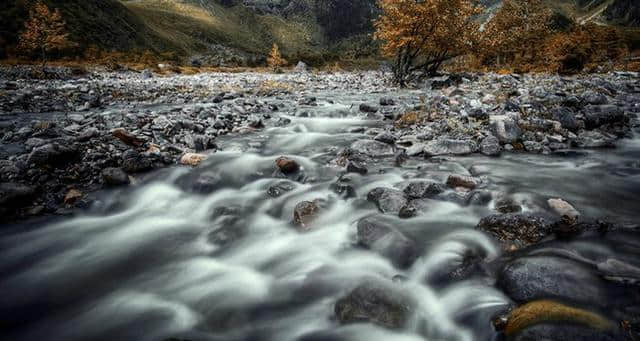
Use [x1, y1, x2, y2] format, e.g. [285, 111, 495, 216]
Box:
[346, 160, 367, 175]
[0, 183, 36, 209]
[351, 139, 394, 157]
[479, 135, 501, 156]
[490, 116, 522, 144]
[359, 103, 379, 113]
[548, 198, 580, 219]
[475, 213, 551, 247]
[101, 168, 130, 186]
[276, 156, 300, 174]
[335, 281, 414, 329]
[180, 153, 207, 166]
[293, 199, 322, 229]
[551, 107, 580, 132]
[122, 150, 153, 173]
[374, 132, 396, 145]
[582, 91, 608, 105]
[574, 131, 616, 148]
[403, 181, 445, 199]
[446, 174, 480, 190]
[423, 139, 477, 156]
[27, 143, 78, 167]
[295, 61, 310, 73]
[356, 216, 417, 268]
[367, 187, 408, 215]
[497, 257, 608, 305]
[583, 105, 626, 130]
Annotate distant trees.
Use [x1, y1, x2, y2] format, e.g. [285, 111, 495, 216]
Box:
[18, 0, 72, 70]
[478, 0, 552, 69]
[267, 43, 287, 70]
[374, 0, 482, 87]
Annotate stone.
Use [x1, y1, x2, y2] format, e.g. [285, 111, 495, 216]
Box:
[276, 156, 300, 174]
[27, 143, 78, 167]
[403, 181, 445, 199]
[122, 150, 153, 173]
[356, 216, 417, 268]
[497, 257, 608, 305]
[351, 139, 394, 157]
[367, 187, 408, 215]
[574, 131, 616, 148]
[346, 160, 367, 175]
[267, 181, 295, 198]
[0, 183, 36, 209]
[446, 174, 480, 190]
[475, 213, 551, 247]
[551, 107, 580, 132]
[548, 198, 580, 219]
[101, 167, 130, 186]
[423, 139, 477, 156]
[490, 116, 522, 144]
[63, 189, 83, 206]
[295, 61, 309, 73]
[583, 105, 626, 130]
[582, 91, 608, 105]
[524, 141, 543, 153]
[335, 281, 414, 329]
[359, 103, 379, 113]
[379, 97, 395, 106]
[467, 190, 493, 206]
[112, 128, 144, 147]
[293, 200, 322, 229]
[374, 132, 396, 145]
[77, 127, 100, 142]
[480, 135, 501, 156]
[495, 197, 522, 213]
[180, 153, 207, 166]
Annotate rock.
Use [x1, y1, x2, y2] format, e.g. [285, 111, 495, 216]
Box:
[298, 96, 316, 106]
[403, 181, 445, 199]
[359, 103, 379, 113]
[547, 198, 580, 219]
[0, 183, 36, 210]
[574, 131, 616, 148]
[112, 128, 144, 147]
[335, 281, 414, 329]
[101, 167, 130, 186]
[446, 174, 480, 190]
[523, 141, 543, 153]
[475, 213, 551, 247]
[423, 139, 477, 156]
[583, 105, 626, 130]
[121, 150, 153, 173]
[63, 189, 83, 206]
[276, 156, 300, 174]
[497, 257, 608, 305]
[141, 69, 153, 79]
[77, 127, 100, 142]
[490, 116, 522, 144]
[185, 134, 215, 152]
[190, 173, 222, 194]
[374, 132, 396, 145]
[551, 107, 580, 132]
[513, 324, 619, 341]
[329, 181, 357, 199]
[293, 199, 322, 229]
[505, 300, 614, 339]
[356, 216, 417, 268]
[27, 143, 78, 167]
[351, 139, 394, 157]
[583, 91, 608, 105]
[495, 197, 522, 213]
[480, 135, 501, 156]
[379, 97, 395, 106]
[346, 160, 367, 175]
[467, 190, 492, 206]
[294, 61, 309, 73]
[180, 153, 207, 166]
[267, 181, 295, 198]
[367, 187, 408, 215]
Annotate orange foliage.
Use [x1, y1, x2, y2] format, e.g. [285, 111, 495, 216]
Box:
[374, 0, 482, 86]
[267, 43, 287, 70]
[18, 1, 73, 69]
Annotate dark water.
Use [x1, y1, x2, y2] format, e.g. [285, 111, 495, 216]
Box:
[1, 91, 639, 341]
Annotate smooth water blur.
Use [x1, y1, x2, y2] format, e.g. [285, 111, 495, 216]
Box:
[1, 90, 639, 341]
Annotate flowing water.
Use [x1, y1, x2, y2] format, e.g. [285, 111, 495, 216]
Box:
[1, 90, 639, 341]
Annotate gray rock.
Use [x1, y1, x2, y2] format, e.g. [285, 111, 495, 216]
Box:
[367, 187, 408, 215]
[475, 213, 551, 246]
[374, 132, 396, 145]
[582, 91, 608, 105]
[423, 139, 477, 156]
[479, 135, 501, 156]
[490, 116, 522, 144]
[294, 61, 310, 73]
[583, 105, 625, 129]
[524, 141, 543, 153]
[27, 143, 78, 167]
[497, 256, 608, 305]
[121, 150, 153, 173]
[446, 174, 480, 190]
[0, 182, 36, 209]
[359, 103, 379, 113]
[574, 131, 616, 148]
[356, 216, 417, 268]
[403, 181, 445, 199]
[101, 168, 130, 186]
[346, 160, 367, 175]
[351, 139, 394, 157]
[551, 107, 580, 131]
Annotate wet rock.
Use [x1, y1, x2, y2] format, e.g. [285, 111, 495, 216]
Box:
[523, 141, 543, 153]
[467, 190, 493, 206]
[276, 156, 300, 174]
[77, 127, 100, 142]
[423, 139, 477, 156]
[121, 150, 153, 173]
[374, 132, 396, 145]
[582, 91, 608, 105]
[505, 300, 614, 340]
[497, 257, 608, 305]
[583, 105, 625, 130]
[27, 143, 78, 167]
[359, 103, 378, 113]
[495, 197, 522, 213]
[112, 128, 144, 147]
[479, 135, 501, 156]
[475, 213, 551, 247]
[548, 198, 580, 219]
[551, 107, 580, 132]
[101, 167, 130, 186]
[446, 174, 480, 190]
[180, 153, 207, 166]
[574, 131, 616, 148]
[267, 181, 295, 198]
[293, 199, 322, 229]
[403, 181, 445, 199]
[329, 181, 357, 199]
[490, 116, 522, 144]
[367, 187, 408, 215]
[335, 281, 414, 329]
[351, 139, 394, 157]
[298, 97, 316, 106]
[185, 134, 215, 152]
[356, 216, 417, 268]
[63, 189, 83, 206]
[0, 183, 36, 210]
[346, 160, 367, 175]
[379, 97, 395, 106]
[190, 173, 222, 194]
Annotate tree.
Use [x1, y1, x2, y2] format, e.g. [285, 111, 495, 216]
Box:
[374, 0, 482, 87]
[267, 43, 287, 70]
[18, 1, 72, 71]
[479, 0, 552, 69]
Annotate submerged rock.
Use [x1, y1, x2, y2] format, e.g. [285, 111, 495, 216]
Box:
[293, 199, 323, 229]
[475, 213, 551, 247]
[275, 156, 300, 174]
[356, 216, 417, 268]
[101, 167, 130, 186]
[367, 187, 408, 215]
[351, 139, 394, 157]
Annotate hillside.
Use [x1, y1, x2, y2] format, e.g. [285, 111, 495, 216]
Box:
[0, 0, 638, 64]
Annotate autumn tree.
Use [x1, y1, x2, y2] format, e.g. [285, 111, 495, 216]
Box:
[267, 43, 287, 70]
[479, 0, 552, 69]
[18, 1, 72, 71]
[374, 0, 482, 87]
